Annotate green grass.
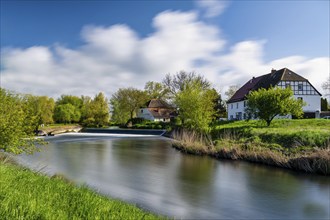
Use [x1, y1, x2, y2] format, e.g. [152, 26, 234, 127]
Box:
[172, 128, 330, 175]
[212, 119, 330, 149]
[0, 160, 163, 219]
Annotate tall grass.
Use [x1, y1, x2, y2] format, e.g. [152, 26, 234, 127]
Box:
[171, 121, 330, 175]
[0, 158, 164, 219]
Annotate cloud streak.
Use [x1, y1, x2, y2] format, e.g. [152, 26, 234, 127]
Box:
[196, 0, 229, 18]
[1, 10, 329, 99]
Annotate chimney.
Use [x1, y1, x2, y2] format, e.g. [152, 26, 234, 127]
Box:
[271, 68, 276, 74]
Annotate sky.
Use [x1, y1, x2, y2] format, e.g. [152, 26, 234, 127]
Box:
[1, 0, 329, 99]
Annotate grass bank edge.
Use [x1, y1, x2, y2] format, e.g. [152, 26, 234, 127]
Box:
[0, 155, 165, 220]
[171, 119, 330, 175]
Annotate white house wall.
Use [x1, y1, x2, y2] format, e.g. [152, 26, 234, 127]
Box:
[137, 108, 155, 121]
[227, 101, 246, 120]
[294, 95, 320, 112]
[277, 81, 321, 112]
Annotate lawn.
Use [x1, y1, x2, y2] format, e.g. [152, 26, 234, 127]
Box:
[0, 158, 163, 219]
[212, 119, 330, 149]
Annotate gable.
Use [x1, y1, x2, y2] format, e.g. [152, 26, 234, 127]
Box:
[227, 68, 321, 103]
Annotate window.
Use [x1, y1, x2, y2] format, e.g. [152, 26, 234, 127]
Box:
[244, 101, 246, 107]
[298, 97, 303, 101]
[231, 104, 233, 109]
[141, 109, 143, 113]
[236, 103, 239, 109]
[285, 83, 291, 89]
[298, 83, 303, 91]
[236, 112, 242, 120]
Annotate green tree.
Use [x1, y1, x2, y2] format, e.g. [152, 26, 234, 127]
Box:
[22, 95, 55, 131]
[0, 88, 38, 154]
[56, 95, 83, 109]
[82, 92, 109, 127]
[212, 89, 227, 119]
[175, 80, 217, 133]
[144, 81, 170, 100]
[321, 98, 329, 111]
[246, 87, 305, 126]
[110, 88, 148, 125]
[53, 104, 76, 124]
[55, 95, 82, 123]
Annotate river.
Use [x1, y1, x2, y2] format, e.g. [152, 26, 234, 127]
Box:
[17, 133, 330, 219]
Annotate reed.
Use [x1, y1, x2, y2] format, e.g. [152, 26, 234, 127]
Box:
[171, 127, 330, 175]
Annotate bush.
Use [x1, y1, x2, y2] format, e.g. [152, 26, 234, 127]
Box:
[126, 117, 146, 125]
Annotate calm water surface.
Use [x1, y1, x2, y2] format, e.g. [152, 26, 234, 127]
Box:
[18, 133, 330, 219]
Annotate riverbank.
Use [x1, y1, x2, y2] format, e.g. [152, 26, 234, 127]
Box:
[171, 119, 330, 175]
[0, 154, 163, 219]
[38, 124, 82, 136]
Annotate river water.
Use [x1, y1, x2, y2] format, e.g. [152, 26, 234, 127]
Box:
[17, 133, 330, 219]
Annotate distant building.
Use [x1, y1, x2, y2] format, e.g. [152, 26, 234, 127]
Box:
[138, 99, 176, 122]
[227, 68, 322, 120]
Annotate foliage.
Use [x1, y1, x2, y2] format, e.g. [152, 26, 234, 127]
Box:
[175, 80, 217, 133]
[54, 95, 83, 124]
[110, 88, 148, 125]
[144, 81, 170, 100]
[56, 95, 83, 109]
[246, 87, 305, 126]
[22, 95, 55, 131]
[53, 103, 78, 124]
[321, 98, 329, 111]
[211, 119, 330, 149]
[82, 92, 110, 127]
[212, 89, 227, 119]
[0, 163, 163, 219]
[0, 88, 39, 154]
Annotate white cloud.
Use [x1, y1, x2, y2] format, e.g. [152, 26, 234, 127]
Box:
[196, 0, 229, 18]
[1, 10, 329, 100]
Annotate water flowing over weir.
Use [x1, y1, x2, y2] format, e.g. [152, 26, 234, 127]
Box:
[17, 133, 330, 219]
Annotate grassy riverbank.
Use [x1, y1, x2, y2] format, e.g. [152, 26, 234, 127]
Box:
[172, 119, 330, 175]
[0, 155, 163, 219]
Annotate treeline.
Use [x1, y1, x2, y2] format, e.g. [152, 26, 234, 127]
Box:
[110, 71, 227, 132]
[0, 88, 109, 131]
[1, 71, 227, 133]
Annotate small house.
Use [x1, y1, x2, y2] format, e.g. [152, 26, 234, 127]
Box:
[138, 99, 176, 122]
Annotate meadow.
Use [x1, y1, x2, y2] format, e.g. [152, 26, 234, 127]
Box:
[0, 155, 163, 220]
[173, 119, 330, 175]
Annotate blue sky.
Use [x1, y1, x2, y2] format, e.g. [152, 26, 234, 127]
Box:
[1, 0, 329, 98]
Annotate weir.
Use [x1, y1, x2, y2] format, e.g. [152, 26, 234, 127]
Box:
[82, 128, 166, 136]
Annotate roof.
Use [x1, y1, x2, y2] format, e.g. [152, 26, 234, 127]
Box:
[227, 68, 321, 103]
[149, 109, 174, 119]
[145, 99, 173, 109]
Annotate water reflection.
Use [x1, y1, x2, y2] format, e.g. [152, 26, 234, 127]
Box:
[18, 134, 330, 219]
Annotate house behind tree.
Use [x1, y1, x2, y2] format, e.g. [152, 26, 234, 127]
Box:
[138, 99, 176, 122]
[227, 68, 322, 120]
